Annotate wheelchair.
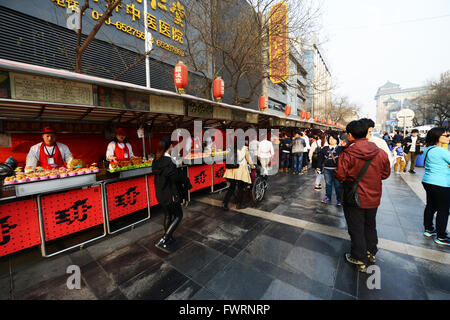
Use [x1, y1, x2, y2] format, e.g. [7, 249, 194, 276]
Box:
[231, 164, 268, 205]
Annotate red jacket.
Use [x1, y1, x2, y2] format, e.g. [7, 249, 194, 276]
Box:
[335, 138, 391, 209]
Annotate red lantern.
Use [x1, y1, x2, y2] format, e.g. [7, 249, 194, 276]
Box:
[285, 105, 291, 117]
[300, 110, 306, 119]
[321, 118, 326, 124]
[327, 120, 331, 125]
[213, 77, 224, 102]
[174, 61, 188, 94]
[259, 96, 268, 111]
[306, 112, 311, 120]
[314, 115, 319, 122]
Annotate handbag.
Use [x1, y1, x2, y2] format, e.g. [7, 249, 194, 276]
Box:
[341, 159, 372, 207]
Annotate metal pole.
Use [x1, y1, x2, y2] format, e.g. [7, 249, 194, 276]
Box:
[403, 115, 406, 137]
[144, 0, 150, 88]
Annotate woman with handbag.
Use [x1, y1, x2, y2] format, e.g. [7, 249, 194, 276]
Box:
[222, 139, 255, 210]
[309, 133, 327, 190]
[421, 127, 450, 246]
[152, 136, 186, 253]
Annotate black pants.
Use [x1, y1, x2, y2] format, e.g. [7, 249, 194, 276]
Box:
[223, 179, 245, 206]
[343, 206, 378, 264]
[422, 182, 450, 239]
[160, 202, 183, 241]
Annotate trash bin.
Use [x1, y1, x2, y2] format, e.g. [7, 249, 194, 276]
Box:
[416, 153, 424, 167]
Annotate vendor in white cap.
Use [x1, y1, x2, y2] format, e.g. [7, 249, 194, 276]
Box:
[25, 126, 73, 170]
[106, 127, 134, 169]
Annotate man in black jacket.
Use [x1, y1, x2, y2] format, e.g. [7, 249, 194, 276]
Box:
[403, 129, 424, 174]
[280, 132, 292, 173]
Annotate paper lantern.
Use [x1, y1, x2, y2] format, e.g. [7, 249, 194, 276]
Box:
[174, 61, 188, 94]
[285, 105, 291, 117]
[300, 111, 306, 119]
[213, 77, 224, 102]
[306, 112, 311, 120]
[259, 96, 268, 111]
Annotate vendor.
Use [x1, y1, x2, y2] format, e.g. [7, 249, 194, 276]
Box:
[106, 127, 134, 167]
[25, 126, 73, 170]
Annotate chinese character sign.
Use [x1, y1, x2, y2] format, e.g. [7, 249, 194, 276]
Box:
[213, 163, 226, 185]
[106, 177, 148, 220]
[269, 1, 289, 84]
[41, 186, 104, 241]
[188, 165, 212, 192]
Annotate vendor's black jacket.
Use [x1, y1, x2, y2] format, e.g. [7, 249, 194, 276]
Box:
[152, 155, 191, 206]
[280, 138, 292, 153]
[402, 136, 424, 154]
[317, 145, 344, 170]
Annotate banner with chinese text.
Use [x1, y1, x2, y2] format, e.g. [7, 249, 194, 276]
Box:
[269, 1, 289, 84]
[106, 177, 148, 221]
[188, 164, 212, 192]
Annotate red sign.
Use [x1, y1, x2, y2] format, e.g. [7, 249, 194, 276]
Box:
[106, 177, 148, 221]
[189, 164, 212, 192]
[269, 2, 289, 84]
[147, 175, 159, 207]
[213, 163, 226, 185]
[41, 186, 104, 241]
[0, 199, 41, 257]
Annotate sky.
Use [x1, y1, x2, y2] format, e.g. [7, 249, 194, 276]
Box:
[319, 0, 450, 120]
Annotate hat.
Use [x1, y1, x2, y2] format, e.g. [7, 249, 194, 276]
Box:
[115, 128, 127, 136]
[41, 126, 56, 134]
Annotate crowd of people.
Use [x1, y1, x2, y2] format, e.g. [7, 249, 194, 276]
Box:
[151, 120, 449, 273]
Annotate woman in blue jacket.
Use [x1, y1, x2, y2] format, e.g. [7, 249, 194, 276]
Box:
[422, 127, 450, 246]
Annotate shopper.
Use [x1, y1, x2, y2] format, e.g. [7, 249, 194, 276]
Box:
[153, 136, 186, 253]
[301, 132, 310, 172]
[222, 138, 255, 210]
[309, 133, 326, 190]
[258, 132, 274, 176]
[335, 120, 391, 272]
[279, 132, 292, 173]
[403, 129, 424, 174]
[318, 132, 343, 205]
[393, 130, 403, 144]
[422, 127, 450, 246]
[361, 118, 393, 167]
[291, 132, 306, 175]
[392, 141, 406, 174]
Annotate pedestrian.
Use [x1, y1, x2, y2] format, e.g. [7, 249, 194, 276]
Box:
[222, 138, 255, 210]
[403, 128, 424, 174]
[291, 132, 306, 175]
[153, 136, 187, 253]
[301, 131, 310, 172]
[279, 132, 292, 173]
[422, 127, 450, 246]
[309, 133, 327, 190]
[361, 118, 394, 167]
[318, 132, 343, 205]
[392, 141, 406, 174]
[248, 133, 260, 165]
[258, 132, 274, 176]
[335, 120, 391, 272]
[393, 130, 403, 144]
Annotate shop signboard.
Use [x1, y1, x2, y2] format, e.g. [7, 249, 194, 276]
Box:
[213, 106, 232, 120]
[188, 102, 213, 119]
[150, 94, 185, 115]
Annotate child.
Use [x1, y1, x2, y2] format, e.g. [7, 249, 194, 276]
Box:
[392, 141, 406, 174]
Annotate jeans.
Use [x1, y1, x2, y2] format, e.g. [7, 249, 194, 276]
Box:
[323, 168, 342, 200]
[280, 152, 290, 170]
[343, 206, 378, 264]
[292, 153, 303, 173]
[422, 182, 450, 238]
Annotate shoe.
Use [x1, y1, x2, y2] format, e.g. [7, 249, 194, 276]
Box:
[298, 172, 304, 175]
[367, 251, 376, 264]
[434, 237, 450, 246]
[236, 204, 247, 210]
[395, 172, 400, 174]
[336, 200, 342, 206]
[345, 253, 367, 273]
[409, 170, 416, 174]
[314, 186, 322, 191]
[423, 228, 437, 238]
[155, 238, 172, 253]
[321, 197, 331, 204]
[401, 171, 407, 175]
[221, 203, 229, 211]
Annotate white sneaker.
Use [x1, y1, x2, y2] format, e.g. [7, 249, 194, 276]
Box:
[395, 172, 400, 174]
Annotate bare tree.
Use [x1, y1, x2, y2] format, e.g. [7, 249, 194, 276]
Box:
[418, 71, 450, 127]
[325, 96, 360, 125]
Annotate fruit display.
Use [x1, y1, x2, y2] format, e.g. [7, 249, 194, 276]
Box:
[109, 157, 152, 173]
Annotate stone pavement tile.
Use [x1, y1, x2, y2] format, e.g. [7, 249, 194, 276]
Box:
[404, 233, 450, 254]
[97, 245, 162, 285]
[231, 222, 269, 252]
[191, 287, 221, 300]
[165, 242, 222, 280]
[68, 249, 95, 267]
[166, 279, 202, 300]
[241, 234, 294, 267]
[397, 216, 423, 233]
[191, 253, 232, 287]
[333, 256, 358, 298]
[261, 221, 304, 245]
[204, 260, 273, 300]
[85, 234, 132, 261]
[80, 260, 118, 299]
[0, 275, 11, 299]
[425, 288, 450, 300]
[331, 289, 356, 300]
[413, 257, 450, 295]
[376, 214, 402, 228]
[283, 246, 339, 287]
[373, 249, 420, 277]
[119, 261, 189, 300]
[295, 230, 346, 258]
[14, 273, 97, 300]
[120, 221, 164, 244]
[376, 225, 408, 243]
[309, 213, 348, 230]
[206, 221, 249, 247]
[261, 279, 321, 300]
[222, 246, 241, 258]
[11, 254, 72, 295]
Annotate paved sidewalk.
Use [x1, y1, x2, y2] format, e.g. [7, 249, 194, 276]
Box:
[0, 169, 449, 300]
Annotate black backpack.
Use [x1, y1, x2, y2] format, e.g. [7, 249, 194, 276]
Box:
[341, 159, 372, 207]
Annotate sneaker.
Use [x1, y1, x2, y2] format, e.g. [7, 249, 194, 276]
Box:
[423, 228, 437, 238]
[298, 172, 304, 175]
[434, 237, 450, 246]
[367, 251, 376, 264]
[345, 253, 367, 273]
[336, 200, 342, 206]
[314, 186, 322, 191]
[155, 238, 171, 253]
[321, 197, 331, 204]
[401, 171, 407, 175]
[409, 170, 416, 174]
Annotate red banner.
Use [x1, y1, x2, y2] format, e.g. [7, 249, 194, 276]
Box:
[269, 2, 289, 84]
[213, 163, 226, 185]
[147, 175, 159, 207]
[106, 177, 148, 221]
[40, 186, 104, 241]
[188, 164, 212, 192]
[0, 199, 41, 257]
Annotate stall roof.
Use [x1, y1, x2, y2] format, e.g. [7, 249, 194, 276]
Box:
[0, 58, 333, 129]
